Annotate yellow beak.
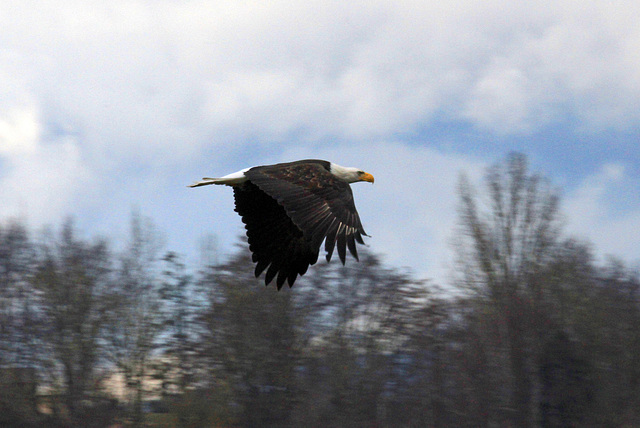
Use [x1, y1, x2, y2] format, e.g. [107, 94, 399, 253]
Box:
[360, 172, 375, 183]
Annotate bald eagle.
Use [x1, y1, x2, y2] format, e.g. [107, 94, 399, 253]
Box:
[190, 159, 374, 289]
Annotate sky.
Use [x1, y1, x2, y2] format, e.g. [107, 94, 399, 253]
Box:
[1, 1, 639, 285]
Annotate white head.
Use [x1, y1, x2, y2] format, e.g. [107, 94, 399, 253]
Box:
[329, 163, 375, 184]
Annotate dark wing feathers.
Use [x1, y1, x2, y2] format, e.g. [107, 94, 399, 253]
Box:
[246, 162, 366, 257]
[233, 182, 320, 289]
[236, 161, 366, 287]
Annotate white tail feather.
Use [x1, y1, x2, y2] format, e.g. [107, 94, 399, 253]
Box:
[188, 178, 220, 188]
[188, 168, 249, 187]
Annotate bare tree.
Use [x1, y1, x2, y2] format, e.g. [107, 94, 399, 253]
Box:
[102, 211, 165, 425]
[33, 218, 112, 424]
[0, 220, 37, 367]
[0, 220, 41, 425]
[287, 250, 433, 427]
[198, 247, 299, 426]
[155, 251, 201, 398]
[455, 153, 561, 426]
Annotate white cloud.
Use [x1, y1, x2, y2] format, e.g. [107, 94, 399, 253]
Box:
[460, 2, 640, 132]
[0, 105, 91, 226]
[0, 107, 39, 155]
[564, 163, 640, 262]
[2, 0, 639, 158]
[463, 65, 536, 133]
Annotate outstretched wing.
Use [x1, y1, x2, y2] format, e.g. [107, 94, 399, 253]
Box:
[245, 161, 367, 265]
[233, 181, 320, 289]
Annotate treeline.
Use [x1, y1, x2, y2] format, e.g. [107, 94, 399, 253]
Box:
[1, 153, 639, 427]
